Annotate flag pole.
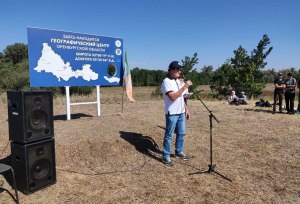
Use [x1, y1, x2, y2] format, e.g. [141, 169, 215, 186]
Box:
[121, 50, 126, 113]
[121, 75, 125, 113]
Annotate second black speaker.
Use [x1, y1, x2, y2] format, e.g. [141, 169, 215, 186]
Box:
[7, 90, 54, 143]
[10, 138, 56, 194]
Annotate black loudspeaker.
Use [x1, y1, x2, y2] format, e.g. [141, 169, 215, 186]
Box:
[10, 138, 56, 194]
[7, 90, 54, 143]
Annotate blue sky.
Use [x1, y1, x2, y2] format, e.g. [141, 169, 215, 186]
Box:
[1, 0, 299, 71]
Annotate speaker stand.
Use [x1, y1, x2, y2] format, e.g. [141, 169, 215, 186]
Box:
[189, 98, 231, 182]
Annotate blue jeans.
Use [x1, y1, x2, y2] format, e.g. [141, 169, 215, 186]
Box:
[162, 113, 186, 160]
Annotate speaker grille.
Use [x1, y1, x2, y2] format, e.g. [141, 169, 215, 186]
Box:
[30, 158, 51, 180]
[28, 110, 49, 131]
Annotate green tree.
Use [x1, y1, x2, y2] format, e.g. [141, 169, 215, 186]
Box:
[181, 53, 200, 98]
[198, 65, 214, 85]
[261, 68, 277, 83]
[210, 35, 273, 98]
[210, 62, 235, 99]
[3, 43, 28, 64]
[0, 52, 4, 63]
[0, 58, 29, 90]
[131, 67, 167, 86]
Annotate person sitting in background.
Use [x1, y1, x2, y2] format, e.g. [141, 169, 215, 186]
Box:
[255, 98, 272, 107]
[238, 91, 248, 105]
[227, 90, 239, 105]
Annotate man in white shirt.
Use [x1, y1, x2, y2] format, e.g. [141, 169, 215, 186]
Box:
[161, 61, 192, 166]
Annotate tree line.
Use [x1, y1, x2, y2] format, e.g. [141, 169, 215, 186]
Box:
[1, 35, 300, 99]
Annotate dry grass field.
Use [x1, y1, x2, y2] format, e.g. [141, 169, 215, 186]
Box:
[0, 85, 299, 204]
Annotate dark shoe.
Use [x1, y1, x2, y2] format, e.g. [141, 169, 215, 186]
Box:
[279, 111, 284, 114]
[162, 158, 174, 167]
[272, 111, 275, 114]
[175, 153, 190, 161]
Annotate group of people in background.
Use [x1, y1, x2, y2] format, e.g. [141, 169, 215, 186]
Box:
[273, 72, 300, 114]
[227, 90, 248, 105]
[227, 72, 300, 115]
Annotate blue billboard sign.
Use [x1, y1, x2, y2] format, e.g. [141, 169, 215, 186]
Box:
[28, 27, 123, 87]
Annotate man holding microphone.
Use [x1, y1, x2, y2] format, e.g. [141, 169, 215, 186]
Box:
[161, 61, 193, 167]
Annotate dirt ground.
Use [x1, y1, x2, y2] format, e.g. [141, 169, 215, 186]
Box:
[0, 87, 300, 204]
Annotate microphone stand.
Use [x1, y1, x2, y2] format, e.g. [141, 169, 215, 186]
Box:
[189, 97, 231, 182]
